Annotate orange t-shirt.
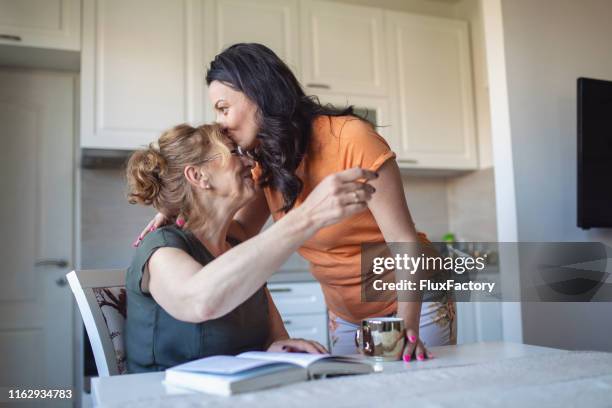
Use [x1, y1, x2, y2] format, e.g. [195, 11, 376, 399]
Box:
[257, 115, 424, 323]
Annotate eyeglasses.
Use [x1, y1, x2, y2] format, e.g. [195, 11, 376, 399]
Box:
[233, 146, 257, 160]
[200, 146, 256, 164]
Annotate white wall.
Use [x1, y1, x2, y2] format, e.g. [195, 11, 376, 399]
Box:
[500, 0, 612, 351]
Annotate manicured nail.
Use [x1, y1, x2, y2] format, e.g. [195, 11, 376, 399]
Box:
[428, 353, 435, 359]
[132, 240, 140, 247]
[409, 335, 417, 343]
[149, 226, 156, 232]
[403, 354, 411, 362]
[417, 353, 425, 361]
[176, 219, 185, 227]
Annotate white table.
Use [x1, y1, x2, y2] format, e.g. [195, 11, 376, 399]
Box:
[92, 341, 612, 407]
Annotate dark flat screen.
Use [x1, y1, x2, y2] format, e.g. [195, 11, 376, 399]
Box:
[577, 77, 612, 229]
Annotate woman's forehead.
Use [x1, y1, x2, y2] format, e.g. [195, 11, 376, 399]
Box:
[209, 80, 248, 103]
[210, 80, 235, 98]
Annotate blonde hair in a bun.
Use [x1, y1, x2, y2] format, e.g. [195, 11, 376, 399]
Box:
[126, 123, 229, 221]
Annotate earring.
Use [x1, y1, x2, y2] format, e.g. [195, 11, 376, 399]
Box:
[204, 183, 211, 190]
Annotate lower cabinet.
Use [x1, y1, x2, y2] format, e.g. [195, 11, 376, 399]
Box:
[267, 282, 329, 348]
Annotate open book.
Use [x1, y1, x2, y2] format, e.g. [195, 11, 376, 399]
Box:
[165, 352, 374, 396]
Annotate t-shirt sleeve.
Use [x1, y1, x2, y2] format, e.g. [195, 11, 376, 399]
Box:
[337, 117, 396, 172]
[126, 227, 191, 296]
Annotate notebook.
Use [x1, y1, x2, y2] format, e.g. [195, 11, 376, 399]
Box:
[164, 352, 374, 396]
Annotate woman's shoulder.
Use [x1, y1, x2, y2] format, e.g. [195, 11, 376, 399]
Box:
[312, 115, 389, 151]
[312, 114, 374, 139]
[310, 115, 394, 172]
[137, 225, 191, 254]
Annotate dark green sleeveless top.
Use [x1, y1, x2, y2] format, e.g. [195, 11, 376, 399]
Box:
[125, 226, 269, 373]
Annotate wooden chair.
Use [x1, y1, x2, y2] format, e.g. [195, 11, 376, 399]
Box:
[67, 269, 127, 376]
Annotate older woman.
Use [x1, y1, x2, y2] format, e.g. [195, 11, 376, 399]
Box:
[125, 123, 376, 373]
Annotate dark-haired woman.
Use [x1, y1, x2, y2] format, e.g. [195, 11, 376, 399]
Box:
[125, 123, 376, 372]
[142, 43, 456, 360]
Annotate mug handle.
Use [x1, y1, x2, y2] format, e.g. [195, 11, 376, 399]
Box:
[355, 326, 373, 355]
[363, 325, 373, 353]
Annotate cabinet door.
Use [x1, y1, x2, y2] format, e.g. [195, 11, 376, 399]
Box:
[81, 0, 202, 150]
[281, 314, 328, 348]
[268, 282, 326, 316]
[0, 0, 80, 50]
[202, 0, 299, 122]
[386, 12, 478, 170]
[300, 0, 387, 96]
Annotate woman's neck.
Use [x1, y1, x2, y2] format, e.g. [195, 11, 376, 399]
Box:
[187, 209, 235, 257]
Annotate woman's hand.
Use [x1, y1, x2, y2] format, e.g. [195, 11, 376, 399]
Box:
[267, 338, 328, 354]
[401, 324, 434, 362]
[297, 167, 378, 231]
[132, 212, 183, 247]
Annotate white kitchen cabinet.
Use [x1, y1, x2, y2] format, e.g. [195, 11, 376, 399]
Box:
[281, 314, 328, 347]
[81, 0, 203, 149]
[300, 0, 387, 97]
[385, 12, 478, 169]
[202, 0, 299, 122]
[268, 282, 328, 347]
[0, 0, 80, 50]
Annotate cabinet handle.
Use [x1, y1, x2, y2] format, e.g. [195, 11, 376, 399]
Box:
[0, 34, 22, 42]
[306, 83, 331, 90]
[269, 287, 292, 293]
[283, 320, 292, 325]
[35, 259, 69, 268]
[401, 159, 418, 164]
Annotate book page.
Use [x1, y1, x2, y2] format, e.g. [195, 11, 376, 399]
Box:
[237, 352, 333, 368]
[172, 355, 289, 375]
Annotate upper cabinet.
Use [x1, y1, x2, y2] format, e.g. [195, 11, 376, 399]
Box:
[299, 0, 387, 96]
[202, 0, 299, 121]
[0, 0, 80, 50]
[81, 0, 203, 150]
[385, 12, 478, 169]
[79, 0, 479, 170]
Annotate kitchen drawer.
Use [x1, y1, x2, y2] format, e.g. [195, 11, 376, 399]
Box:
[281, 313, 328, 348]
[267, 282, 326, 315]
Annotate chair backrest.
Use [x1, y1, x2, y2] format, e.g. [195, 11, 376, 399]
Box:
[67, 269, 127, 376]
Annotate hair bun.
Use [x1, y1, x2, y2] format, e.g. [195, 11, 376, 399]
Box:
[126, 145, 167, 206]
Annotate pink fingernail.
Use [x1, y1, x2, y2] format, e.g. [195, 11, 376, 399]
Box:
[403, 354, 411, 362]
[417, 353, 425, 361]
[409, 335, 417, 343]
[176, 219, 185, 227]
[132, 240, 140, 247]
[149, 226, 156, 232]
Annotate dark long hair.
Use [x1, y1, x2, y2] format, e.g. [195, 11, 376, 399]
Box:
[206, 43, 359, 213]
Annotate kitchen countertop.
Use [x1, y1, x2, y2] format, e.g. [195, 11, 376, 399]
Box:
[90, 341, 612, 408]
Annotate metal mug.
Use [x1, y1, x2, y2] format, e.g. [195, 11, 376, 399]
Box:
[355, 317, 406, 361]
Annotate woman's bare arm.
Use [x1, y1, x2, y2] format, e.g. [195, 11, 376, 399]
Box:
[148, 209, 316, 323]
[264, 288, 289, 345]
[367, 159, 434, 360]
[147, 168, 377, 323]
